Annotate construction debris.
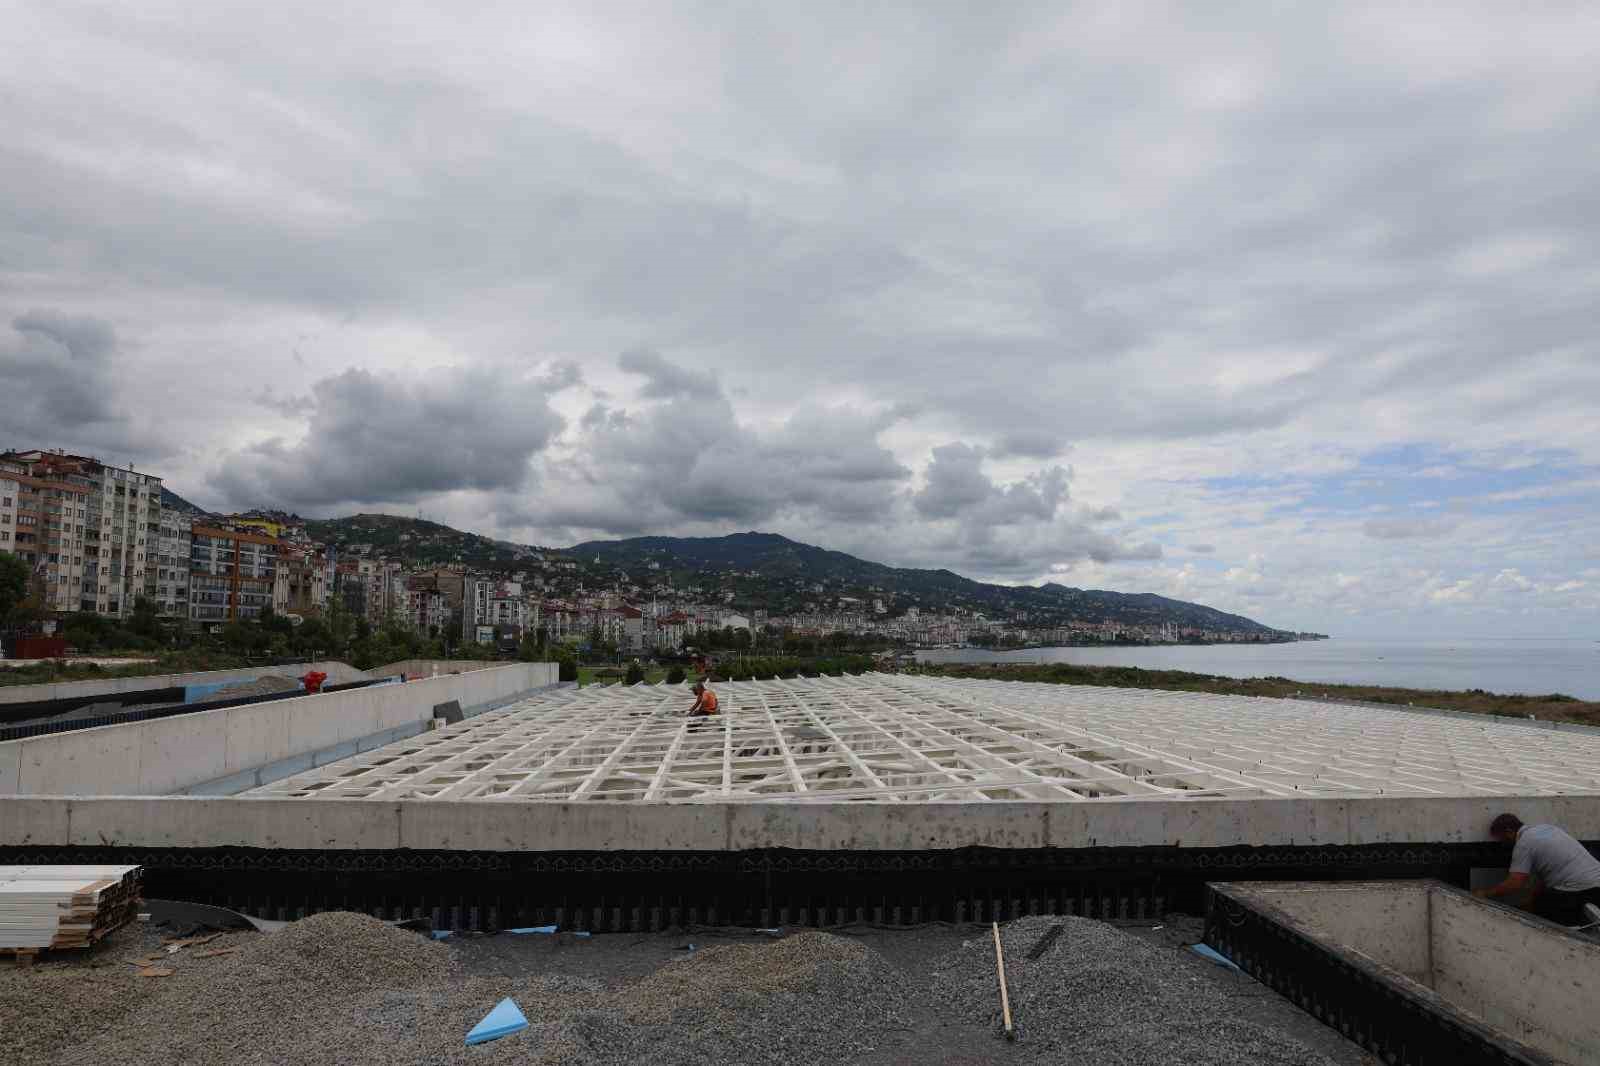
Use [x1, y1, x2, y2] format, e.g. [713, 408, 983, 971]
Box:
[0, 865, 142, 959]
[465, 997, 529, 1045]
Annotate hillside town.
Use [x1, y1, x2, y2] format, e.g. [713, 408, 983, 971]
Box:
[1, 449, 1313, 655]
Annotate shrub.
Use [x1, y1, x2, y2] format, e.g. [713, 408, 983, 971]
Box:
[666, 665, 685, 685]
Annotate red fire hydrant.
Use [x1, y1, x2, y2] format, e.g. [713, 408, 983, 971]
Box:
[300, 670, 328, 694]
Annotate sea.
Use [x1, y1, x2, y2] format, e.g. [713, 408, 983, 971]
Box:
[915, 637, 1600, 702]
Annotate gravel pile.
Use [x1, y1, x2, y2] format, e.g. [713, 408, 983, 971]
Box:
[0, 962, 157, 1063]
[210, 674, 305, 700]
[536, 931, 911, 1065]
[37, 912, 480, 1066]
[931, 916, 1337, 1066]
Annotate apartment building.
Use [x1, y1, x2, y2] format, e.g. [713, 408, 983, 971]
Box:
[0, 473, 19, 555]
[0, 450, 156, 617]
[463, 578, 527, 642]
[152, 511, 193, 619]
[277, 547, 328, 616]
[189, 525, 282, 623]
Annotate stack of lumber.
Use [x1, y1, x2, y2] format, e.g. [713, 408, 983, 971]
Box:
[0, 865, 143, 956]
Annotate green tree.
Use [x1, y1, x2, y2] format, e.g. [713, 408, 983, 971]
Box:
[625, 659, 645, 685]
[130, 596, 162, 639]
[0, 551, 28, 626]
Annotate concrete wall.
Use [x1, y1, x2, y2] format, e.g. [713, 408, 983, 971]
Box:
[1430, 887, 1600, 1064]
[1230, 881, 1433, 984]
[367, 659, 510, 680]
[0, 660, 368, 705]
[4, 792, 1600, 853]
[0, 662, 556, 797]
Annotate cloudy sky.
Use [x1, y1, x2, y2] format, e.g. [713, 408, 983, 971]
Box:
[4, 2, 1598, 636]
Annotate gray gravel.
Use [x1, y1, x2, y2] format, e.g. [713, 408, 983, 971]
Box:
[7, 911, 1371, 1065]
[931, 915, 1338, 1065]
[534, 931, 912, 1065]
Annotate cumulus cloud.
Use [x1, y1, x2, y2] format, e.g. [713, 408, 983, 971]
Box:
[212, 367, 564, 509]
[0, 310, 168, 458]
[617, 348, 718, 400]
[5, 4, 1600, 631]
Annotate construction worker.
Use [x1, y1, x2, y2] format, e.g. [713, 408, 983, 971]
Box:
[687, 680, 719, 718]
[1476, 813, 1600, 928]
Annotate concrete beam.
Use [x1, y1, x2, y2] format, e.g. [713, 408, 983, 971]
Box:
[4, 792, 1599, 852]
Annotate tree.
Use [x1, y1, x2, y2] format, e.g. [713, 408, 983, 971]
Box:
[625, 659, 645, 685]
[130, 596, 162, 639]
[666, 665, 685, 685]
[0, 551, 28, 627]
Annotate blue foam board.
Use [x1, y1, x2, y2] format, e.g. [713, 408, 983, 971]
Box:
[507, 925, 558, 935]
[465, 997, 528, 1045]
[1189, 943, 1243, 973]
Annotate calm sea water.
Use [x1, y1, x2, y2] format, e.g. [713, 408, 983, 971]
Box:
[916, 638, 1600, 701]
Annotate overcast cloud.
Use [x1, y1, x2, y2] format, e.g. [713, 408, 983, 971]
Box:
[3, 1, 1598, 635]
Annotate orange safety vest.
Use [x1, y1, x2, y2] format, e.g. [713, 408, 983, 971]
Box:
[698, 689, 719, 715]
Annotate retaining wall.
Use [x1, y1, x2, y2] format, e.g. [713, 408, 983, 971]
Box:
[1211, 880, 1600, 1064]
[0, 660, 367, 705]
[0, 662, 556, 798]
[367, 659, 511, 679]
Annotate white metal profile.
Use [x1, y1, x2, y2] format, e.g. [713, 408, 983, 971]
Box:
[244, 674, 1600, 804]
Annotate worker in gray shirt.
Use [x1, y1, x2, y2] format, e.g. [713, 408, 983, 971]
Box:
[1476, 813, 1600, 927]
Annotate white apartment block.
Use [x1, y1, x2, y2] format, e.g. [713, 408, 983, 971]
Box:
[464, 578, 527, 641]
[0, 475, 17, 554]
[152, 512, 193, 619]
[0, 451, 159, 618]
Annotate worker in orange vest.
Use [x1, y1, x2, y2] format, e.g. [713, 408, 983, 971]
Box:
[687, 680, 719, 718]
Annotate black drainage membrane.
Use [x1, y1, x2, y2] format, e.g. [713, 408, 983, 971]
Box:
[2, 841, 1509, 933]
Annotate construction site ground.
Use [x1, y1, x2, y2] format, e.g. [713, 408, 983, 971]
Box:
[3, 911, 1377, 1065]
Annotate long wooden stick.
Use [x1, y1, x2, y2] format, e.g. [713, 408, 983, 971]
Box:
[992, 921, 1015, 1041]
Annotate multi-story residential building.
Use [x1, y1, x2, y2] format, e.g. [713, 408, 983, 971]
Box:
[0, 451, 127, 615]
[189, 525, 282, 623]
[464, 578, 527, 642]
[152, 511, 193, 619]
[276, 547, 328, 616]
[401, 576, 450, 636]
[0, 473, 20, 555]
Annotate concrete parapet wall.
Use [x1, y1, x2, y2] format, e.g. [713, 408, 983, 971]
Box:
[0, 662, 557, 797]
[3, 792, 1600, 852]
[0, 660, 367, 705]
[367, 660, 512, 680]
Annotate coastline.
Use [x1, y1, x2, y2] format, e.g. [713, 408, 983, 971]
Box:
[906, 660, 1600, 727]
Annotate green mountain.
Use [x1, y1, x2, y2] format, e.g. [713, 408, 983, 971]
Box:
[303, 513, 544, 568]
[571, 531, 1293, 636]
[235, 512, 1297, 637]
[160, 486, 207, 516]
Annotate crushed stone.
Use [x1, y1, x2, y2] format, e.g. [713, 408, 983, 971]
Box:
[930, 915, 1337, 1065]
[8, 911, 1366, 1065]
[535, 931, 911, 1065]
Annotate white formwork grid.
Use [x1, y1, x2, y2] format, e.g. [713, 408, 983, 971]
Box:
[244, 674, 1600, 804]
